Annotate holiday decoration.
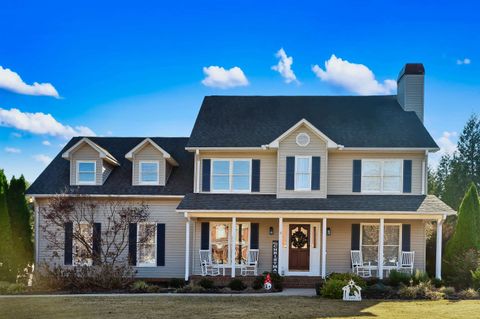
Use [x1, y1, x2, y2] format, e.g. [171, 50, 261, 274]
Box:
[290, 230, 308, 248]
[264, 273, 272, 290]
[342, 280, 362, 301]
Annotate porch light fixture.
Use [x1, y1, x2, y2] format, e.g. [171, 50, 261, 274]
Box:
[269, 226, 274, 236]
[327, 227, 331, 236]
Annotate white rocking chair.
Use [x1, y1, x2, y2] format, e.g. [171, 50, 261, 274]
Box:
[398, 251, 415, 274]
[351, 250, 373, 278]
[199, 250, 221, 276]
[240, 249, 259, 276]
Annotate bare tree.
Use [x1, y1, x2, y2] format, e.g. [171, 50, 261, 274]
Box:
[39, 194, 152, 266]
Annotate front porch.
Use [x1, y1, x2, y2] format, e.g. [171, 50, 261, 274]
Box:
[182, 213, 447, 281]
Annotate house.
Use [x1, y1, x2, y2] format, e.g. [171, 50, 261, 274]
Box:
[27, 63, 455, 283]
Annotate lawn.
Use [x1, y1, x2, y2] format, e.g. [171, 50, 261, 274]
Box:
[0, 296, 479, 319]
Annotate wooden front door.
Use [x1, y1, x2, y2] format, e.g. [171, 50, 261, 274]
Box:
[288, 224, 310, 271]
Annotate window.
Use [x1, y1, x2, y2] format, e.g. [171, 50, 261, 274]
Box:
[362, 160, 402, 193]
[295, 156, 311, 190]
[361, 224, 401, 266]
[137, 223, 156, 267]
[73, 223, 93, 266]
[210, 222, 250, 264]
[296, 133, 310, 147]
[139, 161, 159, 184]
[211, 159, 251, 192]
[77, 161, 96, 184]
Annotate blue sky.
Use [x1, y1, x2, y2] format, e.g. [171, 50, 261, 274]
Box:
[1, 0, 479, 182]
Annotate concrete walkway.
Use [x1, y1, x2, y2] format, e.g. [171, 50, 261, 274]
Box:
[0, 288, 316, 298]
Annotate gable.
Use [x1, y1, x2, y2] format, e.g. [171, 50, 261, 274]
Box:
[268, 119, 337, 149]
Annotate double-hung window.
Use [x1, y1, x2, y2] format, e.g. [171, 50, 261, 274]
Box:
[361, 224, 401, 266]
[139, 161, 159, 185]
[137, 223, 156, 267]
[73, 223, 93, 266]
[77, 161, 96, 184]
[362, 160, 402, 193]
[295, 156, 311, 190]
[210, 222, 250, 264]
[211, 159, 251, 192]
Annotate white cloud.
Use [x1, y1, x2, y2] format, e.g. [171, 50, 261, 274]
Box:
[201, 66, 249, 88]
[4, 147, 21, 154]
[0, 108, 95, 139]
[0, 66, 59, 98]
[271, 48, 299, 84]
[457, 58, 471, 65]
[312, 55, 397, 95]
[42, 140, 51, 146]
[430, 131, 458, 168]
[33, 154, 52, 166]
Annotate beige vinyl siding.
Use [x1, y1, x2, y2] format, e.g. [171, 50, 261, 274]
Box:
[324, 219, 426, 274]
[132, 143, 166, 186]
[36, 198, 186, 279]
[277, 125, 327, 198]
[69, 143, 103, 185]
[199, 151, 277, 194]
[327, 151, 426, 195]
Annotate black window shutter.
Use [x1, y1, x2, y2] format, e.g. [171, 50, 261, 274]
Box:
[311, 156, 321, 190]
[251, 159, 261, 192]
[157, 224, 165, 266]
[201, 222, 210, 250]
[286, 156, 295, 190]
[64, 222, 73, 265]
[352, 160, 362, 193]
[351, 224, 360, 250]
[128, 223, 137, 266]
[402, 224, 411, 251]
[403, 160, 412, 193]
[92, 223, 101, 265]
[202, 159, 211, 192]
[250, 223, 259, 249]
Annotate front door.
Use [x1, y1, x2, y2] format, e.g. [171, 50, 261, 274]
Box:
[288, 224, 310, 271]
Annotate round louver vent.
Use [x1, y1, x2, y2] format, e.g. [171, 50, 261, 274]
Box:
[296, 133, 310, 147]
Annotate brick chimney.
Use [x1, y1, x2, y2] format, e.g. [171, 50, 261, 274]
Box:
[397, 63, 425, 122]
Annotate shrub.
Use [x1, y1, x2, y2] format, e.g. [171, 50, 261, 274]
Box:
[168, 278, 185, 289]
[471, 266, 480, 290]
[314, 282, 323, 296]
[259, 272, 284, 291]
[0, 282, 25, 295]
[320, 279, 345, 299]
[439, 286, 456, 298]
[363, 283, 394, 299]
[431, 278, 444, 288]
[398, 282, 434, 299]
[388, 270, 412, 287]
[458, 288, 480, 299]
[252, 276, 263, 290]
[412, 270, 430, 284]
[228, 278, 246, 291]
[0, 281, 10, 294]
[131, 280, 149, 293]
[197, 278, 215, 290]
[146, 284, 163, 293]
[327, 273, 366, 288]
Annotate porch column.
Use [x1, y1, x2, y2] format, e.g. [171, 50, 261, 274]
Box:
[231, 217, 236, 278]
[184, 217, 190, 281]
[278, 217, 283, 275]
[321, 218, 327, 278]
[436, 218, 444, 279]
[378, 218, 384, 279]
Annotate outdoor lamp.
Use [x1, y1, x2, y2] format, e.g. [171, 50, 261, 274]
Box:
[269, 226, 274, 236]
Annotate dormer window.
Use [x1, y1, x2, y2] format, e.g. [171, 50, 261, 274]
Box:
[139, 161, 160, 185]
[77, 161, 96, 185]
[295, 156, 311, 191]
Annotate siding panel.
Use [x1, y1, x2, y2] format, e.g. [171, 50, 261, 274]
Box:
[132, 143, 166, 186]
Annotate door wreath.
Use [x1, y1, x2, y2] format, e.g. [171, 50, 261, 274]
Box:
[291, 230, 308, 248]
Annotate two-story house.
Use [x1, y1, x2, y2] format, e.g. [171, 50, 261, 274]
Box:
[27, 63, 455, 283]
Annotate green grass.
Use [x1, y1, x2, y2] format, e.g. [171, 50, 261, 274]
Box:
[0, 296, 479, 319]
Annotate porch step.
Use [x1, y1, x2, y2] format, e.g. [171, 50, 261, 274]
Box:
[190, 275, 323, 289]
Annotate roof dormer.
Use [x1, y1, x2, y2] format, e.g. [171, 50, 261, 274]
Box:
[125, 138, 179, 186]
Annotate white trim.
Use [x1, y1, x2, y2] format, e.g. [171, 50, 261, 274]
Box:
[185, 218, 190, 281]
[294, 156, 312, 191]
[321, 218, 327, 278]
[29, 194, 184, 199]
[283, 221, 321, 276]
[208, 221, 251, 267]
[361, 159, 403, 194]
[435, 217, 445, 279]
[278, 217, 283, 275]
[421, 159, 426, 195]
[125, 138, 178, 166]
[62, 137, 119, 165]
[34, 200, 39, 265]
[378, 219, 384, 279]
[76, 160, 97, 185]
[210, 159, 252, 193]
[136, 222, 157, 267]
[296, 132, 310, 147]
[138, 160, 160, 185]
[179, 209, 456, 216]
[186, 147, 265, 152]
[339, 147, 439, 152]
[267, 119, 338, 149]
[231, 217, 236, 278]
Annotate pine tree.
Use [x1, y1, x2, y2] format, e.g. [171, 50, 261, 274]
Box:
[7, 175, 34, 277]
[0, 170, 15, 281]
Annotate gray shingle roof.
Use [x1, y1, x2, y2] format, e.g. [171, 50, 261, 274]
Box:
[186, 96, 438, 148]
[177, 193, 455, 214]
[26, 137, 193, 196]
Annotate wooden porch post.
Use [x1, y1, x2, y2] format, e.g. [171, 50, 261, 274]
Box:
[321, 217, 327, 278]
[231, 217, 236, 278]
[378, 218, 384, 279]
[278, 217, 283, 276]
[184, 217, 190, 281]
[436, 218, 444, 279]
